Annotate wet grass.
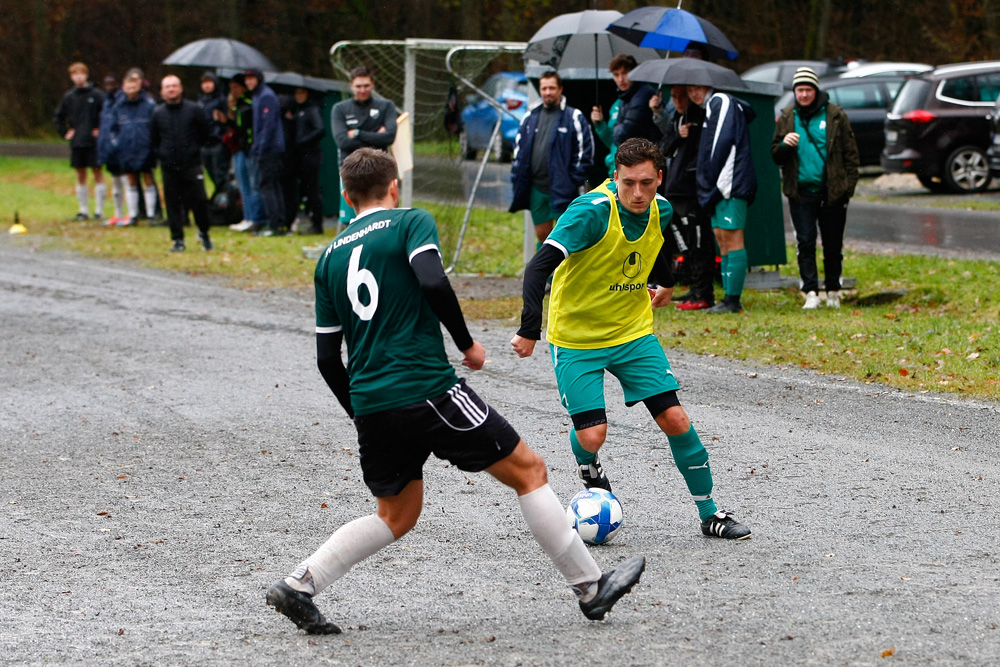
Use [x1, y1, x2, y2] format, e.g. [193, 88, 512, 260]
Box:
[3, 155, 999, 400]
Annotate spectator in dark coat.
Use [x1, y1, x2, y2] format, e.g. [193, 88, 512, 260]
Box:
[198, 72, 231, 200]
[107, 72, 158, 226]
[97, 73, 127, 224]
[54, 62, 106, 221]
[150, 75, 213, 253]
[590, 55, 661, 178]
[283, 87, 326, 234]
[244, 69, 286, 236]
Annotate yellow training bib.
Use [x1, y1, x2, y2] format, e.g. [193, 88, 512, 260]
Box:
[547, 180, 663, 349]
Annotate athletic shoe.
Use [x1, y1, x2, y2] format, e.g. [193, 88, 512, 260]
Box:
[578, 454, 612, 492]
[71, 212, 89, 222]
[579, 555, 646, 621]
[118, 217, 138, 227]
[706, 297, 742, 314]
[102, 217, 118, 227]
[803, 291, 821, 310]
[701, 510, 751, 540]
[198, 232, 213, 251]
[230, 220, 256, 232]
[148, 216, 167, 227]
[255, 228, 286, 237]
[674, 291, 696, 304]
[826, 292, 841, 308]
[170, 240, 185, 253]
[676, 299, 713, 311]
[266, 580, 342, 635]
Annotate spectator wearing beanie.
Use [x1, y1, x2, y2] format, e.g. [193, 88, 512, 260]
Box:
[772, 66, 860, 310]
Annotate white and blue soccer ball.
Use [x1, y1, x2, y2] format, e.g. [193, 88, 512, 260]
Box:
[566, 488, 624, 545]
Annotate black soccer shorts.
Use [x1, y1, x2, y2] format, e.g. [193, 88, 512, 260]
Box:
[354, 379, 521, 497]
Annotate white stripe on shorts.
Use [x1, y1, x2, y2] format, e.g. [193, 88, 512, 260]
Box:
[448, 384, 488, 425]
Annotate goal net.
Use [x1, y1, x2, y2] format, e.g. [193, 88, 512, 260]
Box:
[329, 39, 533, 276]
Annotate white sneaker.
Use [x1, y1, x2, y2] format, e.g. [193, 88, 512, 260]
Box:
[803, 291, 821, 309]
[229, 220, 255, 232]
[826, 292, 841, 308]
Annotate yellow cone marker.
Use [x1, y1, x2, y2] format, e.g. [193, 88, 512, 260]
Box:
[9, 211, 27, 235]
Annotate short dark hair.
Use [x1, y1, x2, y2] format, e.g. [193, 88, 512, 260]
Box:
[341, 148, 397, 205]
[609, 54, 637, 73]
[615, 138, 665, 172]
[539, 70, 562, 87]
[349, 66, 373, 82]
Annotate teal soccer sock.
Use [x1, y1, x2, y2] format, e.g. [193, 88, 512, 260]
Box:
[570, 430, 596, 466]
[719, 254, 730, 294]
[667, 425, 718, 520]
[727, 248, 748, 298]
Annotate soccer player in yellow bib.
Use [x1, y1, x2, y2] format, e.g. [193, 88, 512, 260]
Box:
[511, 138, 751, 540]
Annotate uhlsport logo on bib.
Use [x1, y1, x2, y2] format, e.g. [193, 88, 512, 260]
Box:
[609, 252, 646, 292]
[621, 252, 642, 279]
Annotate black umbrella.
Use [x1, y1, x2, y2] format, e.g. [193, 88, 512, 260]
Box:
[523, 10, 660, 102]
[162, 38, 276, 71]
[265, 71, 343, 93]
[607, 7, 738, 61]
[628, 57, 747, 92]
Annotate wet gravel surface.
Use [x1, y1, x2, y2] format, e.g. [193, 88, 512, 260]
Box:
[2, 239, 1000, 666]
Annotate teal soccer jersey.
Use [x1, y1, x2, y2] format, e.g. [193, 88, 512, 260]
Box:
[314, 207, 458, 416]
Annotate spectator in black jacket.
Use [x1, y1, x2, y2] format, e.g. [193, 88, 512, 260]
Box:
[150, 75, 212, 253]
[54, 62, 106, 222]
[198, 72, 230, 200]
[284, 87, 326, 234]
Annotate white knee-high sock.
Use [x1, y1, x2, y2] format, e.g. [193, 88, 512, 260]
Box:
[112, 177, 125, 218]
[518, 484, 602, 587]
[126, 186, 139, 219]
[143, 185, 158, 218]
[94, 183, 107, 218]
[76, 185, 89, 215]
[287, 514, 395, 596]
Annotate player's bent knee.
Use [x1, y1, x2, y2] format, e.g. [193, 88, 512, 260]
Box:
[574, 425, 607, 451]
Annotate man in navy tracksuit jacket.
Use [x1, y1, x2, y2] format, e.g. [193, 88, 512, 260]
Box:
[509, 71, 593, 244]
[244, 69, 286, 236]
[689, 86, 757, 314]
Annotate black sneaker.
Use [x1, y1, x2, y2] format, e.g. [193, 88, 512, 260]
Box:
[579, 555, 646, 621]
[71, 212, 89, 222]
[266, 580, 342, 635]
[170, 240, 185, 253]
[198, 232, 213, 251]
[578, 454, 612, 492]
[701, 510, 752, 540]
[705, 297, 743, 314]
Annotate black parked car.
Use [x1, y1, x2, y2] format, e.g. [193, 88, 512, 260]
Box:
[774, 75, 911, 166]
[882, 61, 1000, 193]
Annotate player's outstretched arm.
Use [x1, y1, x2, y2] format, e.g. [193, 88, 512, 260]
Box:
[316, 331, 354, 418]
[410, 249, 474, 352]
[512, 244, 564, 358]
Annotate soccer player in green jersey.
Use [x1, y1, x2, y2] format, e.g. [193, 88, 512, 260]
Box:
[266, 148, 645, 635]
[511, 138, 751, 541]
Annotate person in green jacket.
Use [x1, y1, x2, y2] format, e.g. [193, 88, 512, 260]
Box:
[772, 67, 860, 310]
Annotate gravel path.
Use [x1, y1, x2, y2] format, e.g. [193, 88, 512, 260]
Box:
[2, 238, 999, 666]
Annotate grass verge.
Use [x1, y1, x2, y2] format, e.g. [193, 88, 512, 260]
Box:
[3, 155, 998, 400]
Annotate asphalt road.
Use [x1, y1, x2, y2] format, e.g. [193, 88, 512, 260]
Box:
[2, 238, 999, 666]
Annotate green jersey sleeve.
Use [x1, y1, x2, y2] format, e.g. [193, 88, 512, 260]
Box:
[402, 208, 441, 261]
[546, 193, 611, 255]
[314, 246, 342, 331]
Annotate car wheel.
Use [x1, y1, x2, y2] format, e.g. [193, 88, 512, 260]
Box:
[917, 174, 949, 193]
[943, 145, 991, 193]
[459, 130, 476, 160]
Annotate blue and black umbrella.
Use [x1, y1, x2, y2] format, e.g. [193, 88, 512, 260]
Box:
[607, 6, 738, 61]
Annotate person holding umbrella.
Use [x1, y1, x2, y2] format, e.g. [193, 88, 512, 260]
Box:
[772, 67, 859, 310]
[688, 83, 757, 314]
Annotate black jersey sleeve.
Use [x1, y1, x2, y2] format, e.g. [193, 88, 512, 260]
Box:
[410, 248, 474, 352]
[648, 243, 676, 289]
[316, 331, 354, 419]
[516, 243, 565, 340]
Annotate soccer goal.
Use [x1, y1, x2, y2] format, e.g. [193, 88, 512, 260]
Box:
[330, 38, 534, 276]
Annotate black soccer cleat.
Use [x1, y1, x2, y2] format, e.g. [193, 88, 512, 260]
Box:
[579, 555, 646, 621]
[266, 580, 342, 635]
[701, 510, 752, 540]
[705, 297, 743, 314]
[578, 454, 612, 492]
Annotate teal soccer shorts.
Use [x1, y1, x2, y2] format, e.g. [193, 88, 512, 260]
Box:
[711, 197, 747, 230]
[550, 334, 680, 416]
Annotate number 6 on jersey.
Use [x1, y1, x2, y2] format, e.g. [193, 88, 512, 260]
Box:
[347, 245, 379, 320]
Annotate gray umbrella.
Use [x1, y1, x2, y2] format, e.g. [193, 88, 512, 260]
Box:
[265, 71, 344, 93]
[162, 38, 276, 71]
[523, 9, 660, 88]
[628, 57, 747, 92]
